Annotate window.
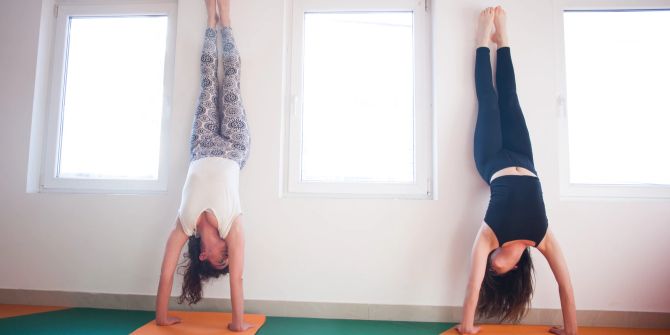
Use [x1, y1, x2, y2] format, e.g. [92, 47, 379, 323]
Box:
[285, 0, 433, 198]
[41, 2, 176, 193]
[558, 1, 670, 198]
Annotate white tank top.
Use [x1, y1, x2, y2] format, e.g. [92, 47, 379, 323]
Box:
[178, 157, 241, 239]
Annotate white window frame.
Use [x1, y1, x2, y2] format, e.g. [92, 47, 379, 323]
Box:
[554, 0, 670, 199]
[283, 0, 433, 199]
[40, 0, 177, 193]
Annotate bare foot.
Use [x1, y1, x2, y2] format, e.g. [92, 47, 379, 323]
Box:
[476, 7, 495, 48]
[217, 0, 231, 27]
[492, 6, 509, 47]
[205, 0, 217, 28]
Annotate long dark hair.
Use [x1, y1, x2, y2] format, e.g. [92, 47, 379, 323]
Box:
[476, 247, 534, 323]
[178, 235, 229, 305]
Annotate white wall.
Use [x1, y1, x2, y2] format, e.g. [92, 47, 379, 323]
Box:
[1, 0, 669, 314]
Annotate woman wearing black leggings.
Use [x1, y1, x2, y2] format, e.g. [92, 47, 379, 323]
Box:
[456, 7, 577, 335]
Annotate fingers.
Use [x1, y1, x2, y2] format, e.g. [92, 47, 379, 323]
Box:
[228, 322, 254, 332]
[455, 324, 481, 334]
[548, 326, 564, 335]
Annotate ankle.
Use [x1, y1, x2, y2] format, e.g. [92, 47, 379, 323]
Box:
[219, 15, 231, 27]
[495, 33, 509, 47]
[217, 0, 231, 27]
[207, 17, 217, 29]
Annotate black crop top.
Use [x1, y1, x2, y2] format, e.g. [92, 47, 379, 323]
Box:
[484, 175, 548, 246]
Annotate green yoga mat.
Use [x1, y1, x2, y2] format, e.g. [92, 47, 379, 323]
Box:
[0, 308, 155, 335]
[257, 316, 454, 335]
[0, 307, 454, 335]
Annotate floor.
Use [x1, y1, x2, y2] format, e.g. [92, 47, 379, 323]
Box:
[0, 305, 452, 335]
[1, 304, 668, 335]
[439, 324, 670, 335]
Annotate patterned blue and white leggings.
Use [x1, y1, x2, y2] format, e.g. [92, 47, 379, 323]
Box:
[190, 27, 250, 168]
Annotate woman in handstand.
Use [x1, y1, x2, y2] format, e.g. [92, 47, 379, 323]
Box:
[457, 6, 577, 335]
[154, 0, 252, 331]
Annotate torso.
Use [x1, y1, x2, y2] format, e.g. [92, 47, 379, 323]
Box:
[485, 166, 547, 247]
[490, 166, 537, 183]
[486, 224, 538, 246]
[483, 223, 549, 249]
[178, 157, 242, 239]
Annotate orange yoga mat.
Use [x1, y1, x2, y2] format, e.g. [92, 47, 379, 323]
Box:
[0, 304, 68, 319]
[441, 324, 670, 335]
[131, 311, 265, 335]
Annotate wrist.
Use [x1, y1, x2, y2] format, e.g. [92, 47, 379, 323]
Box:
[230, 311, 243, 323]
[460, 320, 474, 328]
[228, 320, 245, 331]
[460, 314, 474, 326]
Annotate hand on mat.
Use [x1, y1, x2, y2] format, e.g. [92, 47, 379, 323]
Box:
[228, 321, 254, 332]
[155, 315, 182, 326]
[549, 325, 577, 335]
[455, 324, 481, 334]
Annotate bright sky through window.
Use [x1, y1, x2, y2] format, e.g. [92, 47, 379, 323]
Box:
[300, 12, 415, 183]
[563, 10, 670, 185]
[58, 16, 168, 180]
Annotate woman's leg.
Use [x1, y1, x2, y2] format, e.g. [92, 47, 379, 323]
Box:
[493, 7, 534, 163]
[473, 8, 503, 181]
[216, 0, 250, 168]
[190, 1, 222, 161]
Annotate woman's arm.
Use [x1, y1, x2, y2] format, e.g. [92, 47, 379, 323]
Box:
[457, 224, 496, 334]
[226, 216, 252, 332]
[538, 230, 578, 335]
[155, 220, 189, 326]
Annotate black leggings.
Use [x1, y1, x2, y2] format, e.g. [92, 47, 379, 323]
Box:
[474, 47, 536, 183]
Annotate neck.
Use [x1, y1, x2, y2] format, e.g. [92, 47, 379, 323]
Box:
[196, 218, 219, 245]
[501, 241, 528, 258]
[502, 239, 535, 248]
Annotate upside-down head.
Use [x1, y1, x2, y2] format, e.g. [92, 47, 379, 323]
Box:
[476, 247, 534, 323]
[178, 235, 229, 305]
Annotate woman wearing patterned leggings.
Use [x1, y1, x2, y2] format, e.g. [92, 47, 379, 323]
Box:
[155, 0, 253, 331]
